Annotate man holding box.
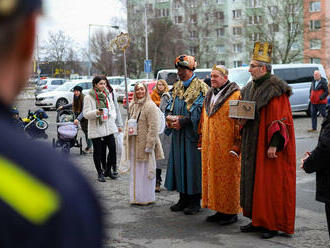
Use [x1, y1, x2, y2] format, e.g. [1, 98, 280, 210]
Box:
[240, 42, 296, 239]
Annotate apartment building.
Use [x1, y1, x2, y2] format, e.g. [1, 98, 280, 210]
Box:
[303, 0, 330, 78]
[127, 0, 304, 70]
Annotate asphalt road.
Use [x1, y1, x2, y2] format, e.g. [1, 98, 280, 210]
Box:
[14, 98, 330, 248]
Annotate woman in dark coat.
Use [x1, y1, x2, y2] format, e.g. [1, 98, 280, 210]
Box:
[301, 107, 330, 238]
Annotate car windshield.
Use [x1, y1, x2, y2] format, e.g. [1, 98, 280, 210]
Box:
[54, 82, 76, 91]
[108, 78, 124, 85]
[228, 68, 251, 87]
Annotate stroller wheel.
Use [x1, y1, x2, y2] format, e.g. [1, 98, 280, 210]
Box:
[62, 143, 70, 154]
[36, 120, 48, 130]
[79, 137, 83, 155]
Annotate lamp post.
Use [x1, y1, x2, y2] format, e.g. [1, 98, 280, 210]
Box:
[144, 3, 149, 79]
[88, 24, 120, 76]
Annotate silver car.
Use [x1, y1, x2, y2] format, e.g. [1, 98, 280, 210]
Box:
[34, 78, 66, 97]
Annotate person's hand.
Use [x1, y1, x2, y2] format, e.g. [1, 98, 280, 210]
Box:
[73, 119, 79, 126]
[96, 109, 103, 116]
[57, 106, 63, 111]
[172, 118, 181, 130]
[267, 146, 277, 159]
[300, 152, 310, 169]
[118, 127, 123, 132]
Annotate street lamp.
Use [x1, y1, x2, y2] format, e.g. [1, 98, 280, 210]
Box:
[88, 24, 120, 76]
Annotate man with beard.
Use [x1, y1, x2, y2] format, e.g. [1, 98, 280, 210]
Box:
[164, 54, 209, 215]
[240, 42, 296, 239]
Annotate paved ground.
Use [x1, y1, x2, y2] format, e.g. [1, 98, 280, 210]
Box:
[14, 95, 330, 248]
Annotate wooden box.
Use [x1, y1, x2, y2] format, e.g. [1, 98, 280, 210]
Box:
[229, 100, 256, 119]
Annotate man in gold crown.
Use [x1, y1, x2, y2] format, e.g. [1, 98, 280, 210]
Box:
[239, 42, 296, 238]
[199, 65, 242, 225]
[164, 54, 209, 215]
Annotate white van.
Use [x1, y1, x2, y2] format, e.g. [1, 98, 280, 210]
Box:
[156, 67, 251, 88]
[248, 64, 328, 115]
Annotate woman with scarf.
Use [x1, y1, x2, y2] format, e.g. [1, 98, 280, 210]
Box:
[101, 76, 123, 178]
[121, 83, 164, 205]
[83, 76, 117, 182]
[150, 79, 170, 192]
[58, 85, 92, 153]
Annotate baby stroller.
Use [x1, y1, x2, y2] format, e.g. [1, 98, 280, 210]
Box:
[22, 109, 48, 139]
[53, 109, 83, 154]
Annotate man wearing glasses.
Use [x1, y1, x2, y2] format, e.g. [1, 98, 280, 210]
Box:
[239, 42, 296, 239]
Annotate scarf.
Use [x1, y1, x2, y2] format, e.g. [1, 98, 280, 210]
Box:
[89, 88, 110, 124]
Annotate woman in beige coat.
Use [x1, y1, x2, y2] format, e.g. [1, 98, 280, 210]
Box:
[122, 83, 164, 205]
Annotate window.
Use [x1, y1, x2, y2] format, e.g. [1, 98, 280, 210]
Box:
[249, 15, 262, 24]
[215, 11, 224, 20]
[248, 0, 260, 8]
[268, 23, 279, 32]
[233, 43, 242, 53]
[174, 16, 183, 24]
[189, 47, 198, 55]
[189, 31, 197, 38]
[203, 0, 209, 6]
[216, 45, 225, 54]
[310, 58, 321, 64]
[205, 29, 209, 37]
[157, 0, 168, 2]
[250, 33, 261, 41]
[216, 28, 225, 37]
[234, 61, 243, 67]
[309, 1, 321, 12]
[310, 20, 321, 30]
[217, 0, 225, 4]
[190, 14, 197, 24]
[145, 3, 153, 13]
[188, 0, 198, 8]
[269, 6, 278, 15]
[51, 80, 64, 85]
[155, 8, 169, 17]
[233, 10, 242, 19]
[233, 27, 242, 35]
[273, 67, 318, 84]
[173, 0, 181, 9]
[217, 61, 226, 66]
[310, 39, 321, 49]
[205, 13, 209, 22]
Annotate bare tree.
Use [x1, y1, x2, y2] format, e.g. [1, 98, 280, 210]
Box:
[242, 0, 304, 64]
[42, 30, 73, 76]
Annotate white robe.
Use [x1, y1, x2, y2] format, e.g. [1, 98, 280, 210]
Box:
[129, 138, 156, 204]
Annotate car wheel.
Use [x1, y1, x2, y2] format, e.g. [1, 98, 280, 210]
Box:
[56, 98, 68, 108]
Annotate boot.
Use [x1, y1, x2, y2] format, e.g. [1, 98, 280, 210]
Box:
[183, 194, 201, 215]
[103, 167, 117, 180]
[112, 163, 118, 176]
[170, 193, 188, 212]
[97, 173, 106, 182]
[155, 180, 161, 193]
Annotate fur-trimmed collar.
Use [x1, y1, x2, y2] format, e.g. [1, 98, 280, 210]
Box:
[241, 75, 292, 113]
[204, 81, 239, 117]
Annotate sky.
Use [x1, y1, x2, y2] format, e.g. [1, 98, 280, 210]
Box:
[37, 0, 126, 49]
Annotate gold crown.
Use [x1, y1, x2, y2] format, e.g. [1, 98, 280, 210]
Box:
[212, 64, 228, 76]
[252, 42, 272, 63]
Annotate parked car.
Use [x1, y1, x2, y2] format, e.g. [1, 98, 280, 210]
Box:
[34, 78, 67, 97]
[241, 63, 328, 116]
[117, 78, 152, 102]
[123, 80, 156, 108]
[107, 76, 129, 101]
[35, 80, 92, 110]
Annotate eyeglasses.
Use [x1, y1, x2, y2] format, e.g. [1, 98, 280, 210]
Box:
[249, 64, 262, 68]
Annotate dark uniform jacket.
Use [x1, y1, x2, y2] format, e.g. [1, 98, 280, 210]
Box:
[0, 102, 104, 247]
[304, 109, 330, 204]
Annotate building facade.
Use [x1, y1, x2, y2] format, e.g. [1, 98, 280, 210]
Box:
[303, 0, 330, 78]
[127, 0, 305, 71]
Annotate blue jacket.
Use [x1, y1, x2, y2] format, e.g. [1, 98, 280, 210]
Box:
[0, 102, 104, 247]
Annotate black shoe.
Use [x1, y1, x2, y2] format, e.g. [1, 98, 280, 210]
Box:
[183, 205, 201, 215]
[240, 222, 261, 233]
[104, 169, 117, 179]
[262, 230, 278, 239]
[170, 201, 186, 212]
[206, 212, 224, 222]
[98, 173, 106, 182]
[219, 215, 238, 225]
